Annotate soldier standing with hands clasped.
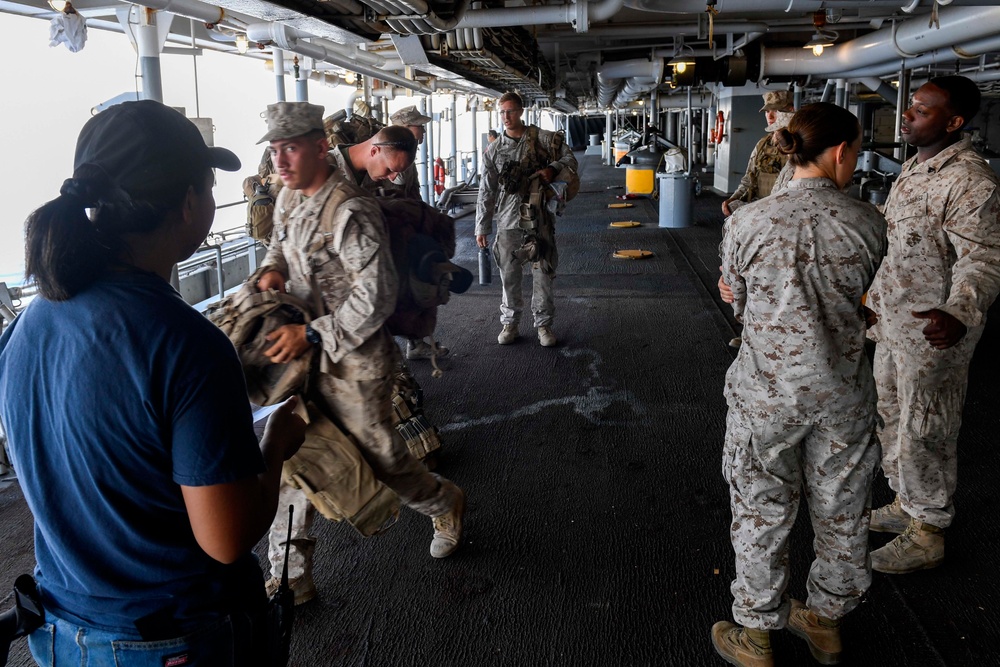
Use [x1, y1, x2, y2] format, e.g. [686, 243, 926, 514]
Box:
[865, 75, 1000, 575]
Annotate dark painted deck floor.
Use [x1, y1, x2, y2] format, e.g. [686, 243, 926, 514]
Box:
[2, 154, 1000, 666]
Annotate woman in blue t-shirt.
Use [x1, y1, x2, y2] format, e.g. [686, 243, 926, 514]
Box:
[0, 100, 304, 666]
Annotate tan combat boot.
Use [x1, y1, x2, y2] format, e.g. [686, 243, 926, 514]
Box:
[497, 324, 519, 345]
[430, 482, 466, 558]
[871, 520, 944, 574]
[537, 326, 557, 347]
[787, 599, 841, 665]
[869, 495, 910, 534]
[710, 622, 773, 667]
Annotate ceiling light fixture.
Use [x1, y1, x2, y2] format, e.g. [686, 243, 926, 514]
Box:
[668, 55, 695, 75]
[235, 33, 249, 54]
[803, 10, 838, 57]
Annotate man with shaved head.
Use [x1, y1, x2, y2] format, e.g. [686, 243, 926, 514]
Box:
[866, 75, 1000, 574]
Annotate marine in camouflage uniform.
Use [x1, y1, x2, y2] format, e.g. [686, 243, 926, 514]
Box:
[328, 120, 448, 462]
[723, 91, 794, 216]
[256, 103, 464, 597]
[475, 92, 577, 346]
[866, 108, 1000, 572]
[720, 177, 886, 630]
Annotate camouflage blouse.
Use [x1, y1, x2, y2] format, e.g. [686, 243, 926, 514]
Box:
[721, 177, 887, 423]
[866, 137, 1000, 353]
[262, 170, 397, 380]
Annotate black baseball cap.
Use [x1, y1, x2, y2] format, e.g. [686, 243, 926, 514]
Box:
[73, 100, 241, 193]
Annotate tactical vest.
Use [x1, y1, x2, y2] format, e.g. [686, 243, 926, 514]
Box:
[750, 136, 787, 200]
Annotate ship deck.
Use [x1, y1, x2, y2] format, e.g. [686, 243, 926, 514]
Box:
[2, 153, 1000, 666]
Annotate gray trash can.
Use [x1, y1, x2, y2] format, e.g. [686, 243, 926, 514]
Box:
[658, 173, 693, 228]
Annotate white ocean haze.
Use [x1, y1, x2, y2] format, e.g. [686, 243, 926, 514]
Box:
[0, 11, 356, 284]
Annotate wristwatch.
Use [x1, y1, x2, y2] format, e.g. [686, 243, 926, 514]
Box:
[304, 324, 321, 345]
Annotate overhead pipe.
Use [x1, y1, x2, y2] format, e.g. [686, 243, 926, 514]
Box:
[894, 64, 911, 162]
[820, 79, 835, 103]
[136, 8, 165, 102]
[597, 57, 663, 108]
[538, 19, 886, 44]
[250, 24, 387, 68]
[836, 33, 1000, 78]
[455, 0, 622, 33]
[273, 48, 286, 101]
[657, 95, 710, 109]
[247, 22, 432, 94]
[126, 0, 240, 31]
[308, 70, 342, 87]
[620, 0, 983, 10]
[913, 68, 1000, 86]
[857, 76, 897, 104]
[381, 0, 471, 35]
[761, 5, 1000, 79]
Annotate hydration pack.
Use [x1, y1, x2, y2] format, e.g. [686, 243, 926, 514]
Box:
[323, 109, 384, 147]
[376, 198, 473, 339]
[242, 148, 282, 243]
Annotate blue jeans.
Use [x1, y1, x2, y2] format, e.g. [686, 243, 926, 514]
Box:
[27, 608, 264, 666]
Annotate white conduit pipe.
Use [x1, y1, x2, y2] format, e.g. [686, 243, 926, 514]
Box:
[382, 0, 470, 34]
[597, 58, 663, 108]
[308, 71, 342, 87]
[540, 20, 885, 44]
[857, 76, 898, 104]
[345, 90, 360, 118]
[247, 23, 433, 94]
[657, 95, 709, 109]
[127, 0, 241, 30]
[277, 26, 386, 67]
[912, 68, 1000, 87]
[761, 5, 1000, 78]
[572, 21, 769, 40]
[614, 75, 660, 108]
[837, 34, 1000, 79]
[629, 0, 978, 11]
[456, 0, 622, 32]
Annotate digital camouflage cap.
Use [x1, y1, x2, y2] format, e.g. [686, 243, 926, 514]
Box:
[760, 90, 794, 112]
[258, 101, 326, 144]
[390, 105, 432, 126]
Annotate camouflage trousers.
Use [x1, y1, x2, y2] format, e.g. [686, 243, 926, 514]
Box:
[268, 370, 460, 579]
[874, 342, 974, 529]
[722, 411, 880, 628]
[494, 229, 556, 328]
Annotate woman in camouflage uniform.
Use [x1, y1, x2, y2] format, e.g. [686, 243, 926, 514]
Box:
[712, 103, 887, 667]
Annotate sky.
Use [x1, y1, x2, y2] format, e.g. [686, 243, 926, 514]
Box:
[0, 11, 357, 283]
[0, 9, 529, 286]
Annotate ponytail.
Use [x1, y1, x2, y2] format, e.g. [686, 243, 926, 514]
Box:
[25, 165, 119, 301]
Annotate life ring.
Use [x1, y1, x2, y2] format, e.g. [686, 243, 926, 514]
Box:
[434, 157, 446, 195]
[710, 110, 725, 145]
